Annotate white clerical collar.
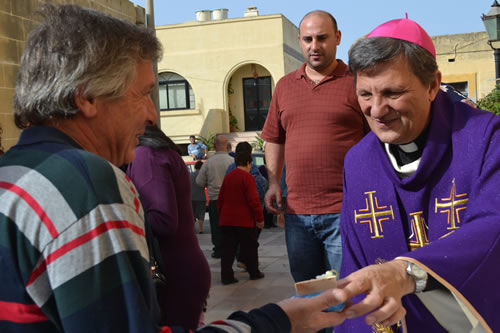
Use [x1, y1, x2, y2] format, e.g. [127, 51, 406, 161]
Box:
[398, 142, 419, 153]
[384, 143, 420, 179]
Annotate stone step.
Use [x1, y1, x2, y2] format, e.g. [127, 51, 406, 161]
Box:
[221, 131, 261, 151]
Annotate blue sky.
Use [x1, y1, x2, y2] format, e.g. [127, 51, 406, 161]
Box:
[130, 0, 495, 61]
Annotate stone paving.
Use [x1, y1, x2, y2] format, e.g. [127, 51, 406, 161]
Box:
[194, 217, 296, 323]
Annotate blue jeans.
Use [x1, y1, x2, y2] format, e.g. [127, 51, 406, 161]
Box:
[284, 213, 342, 283]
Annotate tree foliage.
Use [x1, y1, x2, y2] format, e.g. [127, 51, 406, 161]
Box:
[477, 84, 500, 115]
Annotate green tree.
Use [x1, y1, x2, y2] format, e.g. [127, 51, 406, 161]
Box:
[477, 84, 500, 115]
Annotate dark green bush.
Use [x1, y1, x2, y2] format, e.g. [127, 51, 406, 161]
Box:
[477, 84, 500, 115]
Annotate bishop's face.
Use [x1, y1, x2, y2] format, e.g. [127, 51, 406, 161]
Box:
[355, 56, 441, 145]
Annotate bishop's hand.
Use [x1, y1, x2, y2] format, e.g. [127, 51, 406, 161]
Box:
[334, 260, 415, 327]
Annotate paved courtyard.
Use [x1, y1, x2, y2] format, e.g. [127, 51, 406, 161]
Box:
[194, 218, 296, 323]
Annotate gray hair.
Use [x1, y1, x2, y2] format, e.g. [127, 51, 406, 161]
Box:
[13, 4, 162, 129]
[348, 37, 437, 86]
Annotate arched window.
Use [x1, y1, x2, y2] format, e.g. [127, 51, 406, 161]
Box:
[158, 72, 195, 110]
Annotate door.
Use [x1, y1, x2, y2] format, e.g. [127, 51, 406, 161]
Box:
[243, 76, 271, 131]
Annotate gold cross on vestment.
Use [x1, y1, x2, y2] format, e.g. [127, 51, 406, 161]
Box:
[434, 179, 468, 230]
[408, 211, 429, 250]
[372, 321, 400, 332]
[354, 191, 394, 239]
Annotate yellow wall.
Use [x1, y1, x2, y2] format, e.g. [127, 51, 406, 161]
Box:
[281, 15, 303, 74]
[0, 0, 145, 151]
[156, 14, 303, 144]
[433, 31, 494, 101]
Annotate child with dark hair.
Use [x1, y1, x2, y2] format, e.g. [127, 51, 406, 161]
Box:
[217, 151, 265, 285]
[234, 150, 253, 166]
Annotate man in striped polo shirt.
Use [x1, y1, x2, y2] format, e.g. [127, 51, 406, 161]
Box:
[0, 4, 348, 333]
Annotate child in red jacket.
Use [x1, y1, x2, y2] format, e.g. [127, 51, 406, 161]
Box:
[217, 151, 264, 285]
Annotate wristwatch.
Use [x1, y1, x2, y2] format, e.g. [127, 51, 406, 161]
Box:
[406, 262, 428, 293]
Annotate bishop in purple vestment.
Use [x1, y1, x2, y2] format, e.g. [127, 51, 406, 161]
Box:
[334, 18, 500, 333]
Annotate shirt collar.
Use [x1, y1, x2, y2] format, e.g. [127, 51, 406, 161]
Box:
[295, 59, 348, 82]
[16, 125, 83, 150]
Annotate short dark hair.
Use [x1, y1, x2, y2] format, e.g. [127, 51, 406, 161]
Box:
[300, 10, 338, 32]
[235, 151, 252, 167]
[195, 160, 203, 170]
[189, 135, 196, 139]
[348, 37, 437, 86]
[235, 141, 252, 153]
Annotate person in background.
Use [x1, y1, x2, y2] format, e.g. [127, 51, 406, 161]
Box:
[191, 160, 207, 234]
[226, 142, 267, 201]
[218, 151, 265, 285]
[335, 18, 500, 332]
[196, 135, 233, 258]
[188, 135, 207, 160]
[261, 10, 370, 291]
[226, 142, 268, 269]
[127, 125, 211, 329]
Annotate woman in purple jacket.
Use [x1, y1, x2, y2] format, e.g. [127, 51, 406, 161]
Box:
[127, 125, 211, 329]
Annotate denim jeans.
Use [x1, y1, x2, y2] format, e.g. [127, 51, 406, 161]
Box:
[284, 213, 342, 283]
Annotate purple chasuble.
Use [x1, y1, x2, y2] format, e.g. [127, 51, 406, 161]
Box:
[338, 91, 500, 332]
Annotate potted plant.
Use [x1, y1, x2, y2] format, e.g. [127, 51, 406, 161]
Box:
[252, 131, 265, 151]
[197, 134, 216, 152]
[229, 109, 239, 132]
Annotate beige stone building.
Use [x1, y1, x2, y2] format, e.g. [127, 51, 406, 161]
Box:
[0, 0, 145, 151]
[433, 31, 495, 102]
[155, 7, 302, 146]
